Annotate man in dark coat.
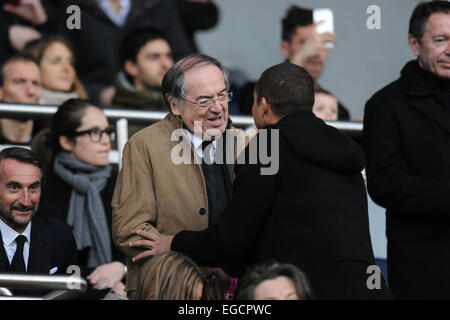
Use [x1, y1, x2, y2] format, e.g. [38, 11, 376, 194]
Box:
[0, 147, 77, 297]
[363, 1, 450, 299]
[129, 62, 392, 300]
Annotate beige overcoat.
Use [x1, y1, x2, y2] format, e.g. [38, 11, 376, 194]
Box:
[112, 113, 249, 298]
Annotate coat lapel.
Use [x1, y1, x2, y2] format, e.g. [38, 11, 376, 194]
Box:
[402, 60, 450, 136]
[27, 217, 52, 274]
[410, 95, 450, 136]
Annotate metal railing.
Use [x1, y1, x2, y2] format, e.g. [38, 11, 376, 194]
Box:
[0, 103, 363, 167]
[0, 272, 87, 300]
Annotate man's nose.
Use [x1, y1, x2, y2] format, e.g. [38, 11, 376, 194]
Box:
[161, 57, 173, 69]
[445, 42, 450, 54]
[317, 49, 327, 61]
[209, 99, 223, 113]
[19, 191, 32, 206]
[26, 83, 38, 97]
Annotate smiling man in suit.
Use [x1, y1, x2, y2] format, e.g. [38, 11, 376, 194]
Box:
[0, 147, 77, 295]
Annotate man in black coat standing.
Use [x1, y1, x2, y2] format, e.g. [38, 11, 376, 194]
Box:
[363, 1, 450, 299]
[129, 62, 392, 299]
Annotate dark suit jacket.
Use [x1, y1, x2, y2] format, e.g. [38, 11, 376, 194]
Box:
[364, 60, 450, 299]
[0, 213, 77, 274]
[0, 213, 78, 296]
[173, 111, 392, 299]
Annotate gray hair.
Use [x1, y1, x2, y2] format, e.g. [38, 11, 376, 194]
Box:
[161, 53, 231, 110]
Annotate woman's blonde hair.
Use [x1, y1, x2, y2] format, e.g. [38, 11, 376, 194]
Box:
[136, 251, 206, 300]
[24, 34, 88, 99]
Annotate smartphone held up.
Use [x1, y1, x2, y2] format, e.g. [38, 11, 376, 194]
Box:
[313, 8, 335, 49]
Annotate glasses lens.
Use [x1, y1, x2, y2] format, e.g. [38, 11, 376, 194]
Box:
[87, 128, 115, 142]
[108, 129, 116, 141]
[199, 92, 232, 108]
[198, 99, 211, 108]
[90, 128, 102, 142]
[101, 127, 115, 142]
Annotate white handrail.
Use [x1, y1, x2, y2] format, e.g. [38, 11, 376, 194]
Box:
[0, 103, 363, 165]
[0, 272, 87, 300]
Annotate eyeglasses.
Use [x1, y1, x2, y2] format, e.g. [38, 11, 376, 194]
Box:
[73, 127, 115, 143]
[182, 91, 233, 108]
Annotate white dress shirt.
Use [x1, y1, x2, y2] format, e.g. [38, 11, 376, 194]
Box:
[0, 218, 31, 270]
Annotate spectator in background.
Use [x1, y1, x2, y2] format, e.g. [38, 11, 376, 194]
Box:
[52, 0, 193, 107]
[24, 35, 88, 106]
[312, 87, 338, 121]
[135, 251, 206, 300]
[112, 28, 173, 111]
[239, 5, 350, 120]
[281, 5, 350, 120]
[236, 261, 313, 300]
[0, 147, 77, 296]
[0, 53, 41, 145]
[364, 1, 450, 299]
[31, 99, 126, 299]
[174, 0, 219, 52]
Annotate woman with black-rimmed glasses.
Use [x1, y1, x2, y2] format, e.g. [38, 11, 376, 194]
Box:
[31, 98, 127, 299]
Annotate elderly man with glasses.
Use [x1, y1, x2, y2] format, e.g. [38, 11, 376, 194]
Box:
[111, 54, 247, 299]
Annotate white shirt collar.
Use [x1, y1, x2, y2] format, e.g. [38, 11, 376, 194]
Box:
[185, 129, 217, 160]
[0, 218, 31, 247]
[98, 0, 131, 26]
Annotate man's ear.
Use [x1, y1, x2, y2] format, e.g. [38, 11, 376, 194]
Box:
[408, 35, 420, 57]
[59, 135, 74, 152]
[168, 96, 182, 116]
[259, 96, 271, 115]
[281, 41, 291, 60]
[124, 60, 139, 78]
[260, 97, 281, 125]
[0, 87, 3, 101]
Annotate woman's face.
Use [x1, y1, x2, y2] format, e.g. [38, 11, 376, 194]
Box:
[253, 276, 300, 300]
[40, 42, 75, 92]
[64, 106, 111, 166]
